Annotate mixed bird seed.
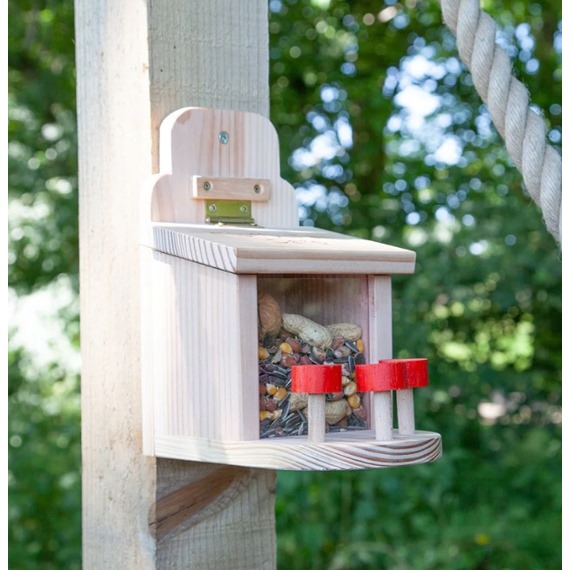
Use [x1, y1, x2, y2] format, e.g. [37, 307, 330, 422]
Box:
[258, 313, 369, 439]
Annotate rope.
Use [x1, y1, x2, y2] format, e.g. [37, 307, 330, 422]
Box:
[439, 0, 562, 243]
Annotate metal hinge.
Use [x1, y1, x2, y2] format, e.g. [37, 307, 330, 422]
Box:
[204, 199, 256, 225]
[194, 176, 271, 225]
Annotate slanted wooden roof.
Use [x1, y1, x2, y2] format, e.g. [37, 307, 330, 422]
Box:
[148, 223, 416, 275]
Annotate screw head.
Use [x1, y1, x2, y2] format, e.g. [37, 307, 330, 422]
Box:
[208, 204, 217, 212]
[254, 184, 261, 194]
[240, 205, 248, 213]
[218, 131, 230, 144]
[203, 181, 212, 191]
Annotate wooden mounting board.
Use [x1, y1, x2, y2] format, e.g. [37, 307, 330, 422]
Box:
[153, 430, 442, 471]
[142, 107, 299, 234]
[149, 223, 416, 274]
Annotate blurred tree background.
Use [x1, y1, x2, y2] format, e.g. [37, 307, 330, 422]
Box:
[8, 0, 561, 568]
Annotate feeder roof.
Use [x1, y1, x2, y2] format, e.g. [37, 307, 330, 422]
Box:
[149, 223, 416, 275]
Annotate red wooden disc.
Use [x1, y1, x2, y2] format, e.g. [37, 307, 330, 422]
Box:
[291, 364, 342, 393]
[399, 358, 429, 388]
[356, 358, 428, 391]
[356, 361, 406, 391]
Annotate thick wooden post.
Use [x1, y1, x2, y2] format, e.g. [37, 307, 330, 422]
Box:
[75, 2, 276, 568]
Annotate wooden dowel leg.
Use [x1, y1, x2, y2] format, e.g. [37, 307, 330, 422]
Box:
[308, 394, 325, 443]
[397, 389, 415, 435]
[373, 391, 393, 441]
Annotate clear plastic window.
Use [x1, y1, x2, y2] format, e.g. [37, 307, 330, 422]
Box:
[257, 275, 369, 438]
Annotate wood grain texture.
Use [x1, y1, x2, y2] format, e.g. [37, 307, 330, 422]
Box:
[147, 2, 270, 152]
[396, 389, 416, 435]
[76, 1, 156, 567]
[192, 175, 272, 202]
[76, 1, 277, 568]
[308, 395, 326, 443]
[147, 9, 280, 569]
[154, 460, 276, 570]
[154, 431, 442, 470]
[143, 249, 441, 470]
[373, 392, 393, 441]
[149, 466, 250, 541]
[144, 251, 259, 444]
[149, 224, 416, 274]
[142, 107, 298, 234]
[368, 277, 394, 435]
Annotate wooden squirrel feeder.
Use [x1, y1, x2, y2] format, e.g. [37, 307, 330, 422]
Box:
[140, 107, 442, 471]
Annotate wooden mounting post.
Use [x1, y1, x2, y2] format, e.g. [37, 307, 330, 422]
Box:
[75, 2, 276, 568]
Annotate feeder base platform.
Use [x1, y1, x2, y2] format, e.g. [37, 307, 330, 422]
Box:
[152, 430, 442, 471]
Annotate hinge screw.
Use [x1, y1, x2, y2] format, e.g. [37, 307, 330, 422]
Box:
[208, 204, 217, 212]
[218, 131, 230, 144]
[254, 184, 261, 194]
[203, 181, 212, 191]
[240, 205, 248, 213]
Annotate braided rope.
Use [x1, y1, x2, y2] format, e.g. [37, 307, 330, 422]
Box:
[440, 0, 561, 243]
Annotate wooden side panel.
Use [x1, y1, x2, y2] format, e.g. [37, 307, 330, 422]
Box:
[145, 252, 258, 443]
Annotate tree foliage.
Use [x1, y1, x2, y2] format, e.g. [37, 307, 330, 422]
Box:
[8, 0, 561, 568]
[9, 1, 81, 568]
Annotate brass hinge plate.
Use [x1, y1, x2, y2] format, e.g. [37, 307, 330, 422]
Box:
[204, 200, 256, 225]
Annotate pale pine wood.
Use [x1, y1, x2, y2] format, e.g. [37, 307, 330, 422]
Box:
[145, 252, 259, 444]
[368, 277, 394, 439]
[142, 107, 298, 235]
[307, 395, 326, 443]
[143, 251, 444, 468]
[192, 175, 272, 202]
[373, 393, 393, 441]
[149, 224, 416, 274]
[397, 389, 416, 435]
[149, 465, 247, 541]
[154, 431, 442, 470]
[76, 1, 278, 568]
[76, 1, 157, 566]
[142, 111, 443, 469]
[153, 460, 274, 569]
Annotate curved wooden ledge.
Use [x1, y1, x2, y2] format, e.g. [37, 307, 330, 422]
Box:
[153, 430, 442, 471]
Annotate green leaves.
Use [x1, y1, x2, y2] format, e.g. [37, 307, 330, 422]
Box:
[9, 2, 81, 567]
[8, 0, 78, 293]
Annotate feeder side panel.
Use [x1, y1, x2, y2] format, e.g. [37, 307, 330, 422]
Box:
[148, 251, 257, 443]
